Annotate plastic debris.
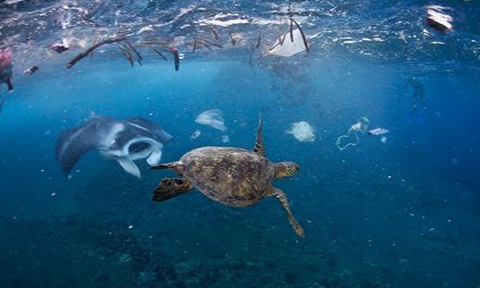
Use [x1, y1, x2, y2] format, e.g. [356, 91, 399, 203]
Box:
[426, 6, 453, 32]
[195, 109, 228, 132]
[285, 121, 315, 142]
[368, 128, 389, 136]
[269, 29, 307, 57]
[381, 136, 387, 143]
[336, 117, 369, 150]
[190, 129, 202, 140]
[23, 65, 39, 75]
[222, 135, 230, 143]
[51, 43, 69, 54]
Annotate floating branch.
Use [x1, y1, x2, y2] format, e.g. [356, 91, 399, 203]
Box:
[205, 23, 219, 40]
[118, 45, 134, 67]
[192, 38, 197, 53]
[289, 19, 294, 42]
[144, 43, 168, 61]
[229, 32, 237, 46]
[256, 33, 262, 49]
[0, 94, 5, 119]
[90, 36, 100, 59]
[67, 36, 127, 69]
[124, 40, 143, 66]
[198, 38, 223, 49]
[290, 18, 309, 53]
[202, 42, 214, 52]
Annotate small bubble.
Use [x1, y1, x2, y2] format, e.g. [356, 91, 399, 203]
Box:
[128, 225, 133, 229]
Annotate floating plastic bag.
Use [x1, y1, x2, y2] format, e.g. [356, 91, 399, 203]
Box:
[269, 29, 307, 57]
[195, 109, 228, 132]
[285, 121, 315, 142]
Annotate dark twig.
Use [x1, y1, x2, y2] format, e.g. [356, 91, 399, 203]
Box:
[290, 18, 309, 53]
[192, 38, 198, 53]
[205, 23, 219, 40]
[67, 36, 127, 68]
[124, 40, 143, 66]
[118, 45, 134, 67]
[198, 38, 223, 49]
[229, 32, 237, 46]
[0, 94, 5, 119]
[289, 18, 294, 42]
[145, 43, 168, 61]
[256, 33, 262, 49]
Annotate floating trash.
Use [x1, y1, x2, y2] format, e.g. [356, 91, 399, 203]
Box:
[190, 129, 202, 140]
[285, 121, 315, 142]
[336, 117, 369, 150]
[268, 18, 309, 57]
[269, 29, 307, 57]
[195, 109, 228, 132]
[426, 5, 453, 32]
[381, 136, 388, 143]
[368, 128, 389, 136]
[222, 135, 230, 143]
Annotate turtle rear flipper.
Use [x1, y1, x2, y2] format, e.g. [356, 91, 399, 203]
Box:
[153, 178, 193, 202]
[271, 187, 305, 238]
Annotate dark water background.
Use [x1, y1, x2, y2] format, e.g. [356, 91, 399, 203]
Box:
[1, 0, 480, 287]
[0, 58, 479, 288]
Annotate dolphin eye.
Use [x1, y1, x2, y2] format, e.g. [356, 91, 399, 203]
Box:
[129, 142, 150, 153]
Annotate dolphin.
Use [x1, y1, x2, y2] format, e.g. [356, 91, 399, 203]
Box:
[56, 116, 173, 178]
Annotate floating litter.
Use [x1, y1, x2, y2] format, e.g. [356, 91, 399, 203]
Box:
[269, 29, 307, 57]
[368, 128, 389, 136]
[381, 136, 387, 143]
[336, 117, 369, 150]
[190, 129, 201, 140]
[285, 121, 315, 142]
[222, 135, 230, 143]
[195, 109, 228, 132]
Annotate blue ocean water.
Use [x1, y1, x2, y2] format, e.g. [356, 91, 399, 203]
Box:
[1, 1, 480, 288]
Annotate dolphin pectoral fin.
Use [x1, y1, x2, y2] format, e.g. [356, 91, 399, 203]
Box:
[146, 147, 162, 166]
[117, 157, 141, 178]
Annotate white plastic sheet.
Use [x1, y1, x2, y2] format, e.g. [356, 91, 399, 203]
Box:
[269, 29, 307, 57]
[195, 109, 228, 132]
[285, 121, 315, 142]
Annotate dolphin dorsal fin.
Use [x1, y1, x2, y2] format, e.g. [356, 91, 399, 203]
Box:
[253, 116, 265, 157]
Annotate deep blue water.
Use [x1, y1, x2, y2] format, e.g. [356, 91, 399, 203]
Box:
[1, 1, 480, 288]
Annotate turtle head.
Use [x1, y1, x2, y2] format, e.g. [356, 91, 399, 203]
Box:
[274, 162, 300, 179]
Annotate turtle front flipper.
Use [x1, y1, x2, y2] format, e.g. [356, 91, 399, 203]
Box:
[270, 187, 305, 238]
[153, 178, 193, 202]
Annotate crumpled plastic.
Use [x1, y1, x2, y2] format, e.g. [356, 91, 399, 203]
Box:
[195, 109, 228, 132]
[285, 121, 315, 142]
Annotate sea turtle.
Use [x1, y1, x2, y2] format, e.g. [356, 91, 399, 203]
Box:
[150, 117, 305, 237]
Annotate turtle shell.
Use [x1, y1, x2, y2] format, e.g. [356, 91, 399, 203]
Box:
[179, 146, 275, 207]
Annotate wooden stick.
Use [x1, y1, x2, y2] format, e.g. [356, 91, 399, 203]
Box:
[229, 32, 237, 46]
[67, 36, 127, 69]
[256, 33, 261, 49]
[206, 23, 219, 40]
[118, 46, 134, 67]
[290, 18, 309, 53]
[145, 44, 168, 61]
[0, 94, 5, 119]
[125, 40, 143, 66]
[198, 38, 223, 49]
[192, 38, 197, 53]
